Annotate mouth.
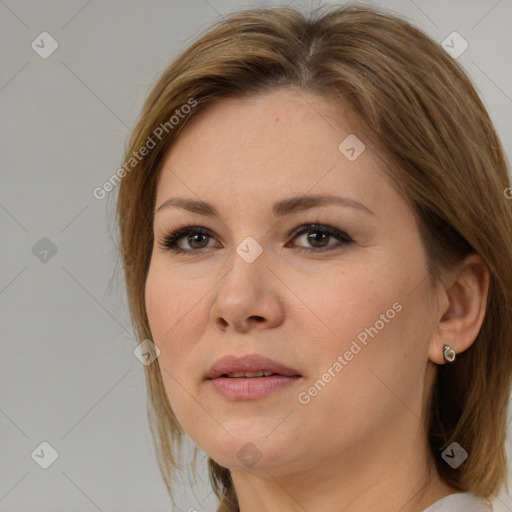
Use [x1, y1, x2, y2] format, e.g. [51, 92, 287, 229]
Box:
[221, 371, 279, 378]
[206, 354, 303, 400]
[205, 353, 302, 380]
[208, 373, 302, 400]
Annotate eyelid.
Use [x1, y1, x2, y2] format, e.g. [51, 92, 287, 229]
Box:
[157, 224, 218, 252]
[288, 223, 352, 242]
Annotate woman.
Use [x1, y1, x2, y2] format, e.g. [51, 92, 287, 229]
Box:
[116, 4, 512, 511]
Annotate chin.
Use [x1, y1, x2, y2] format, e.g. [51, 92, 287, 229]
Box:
[188, 420, 304, 474]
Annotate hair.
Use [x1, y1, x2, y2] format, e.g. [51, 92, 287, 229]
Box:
[116, 3, 512, 510]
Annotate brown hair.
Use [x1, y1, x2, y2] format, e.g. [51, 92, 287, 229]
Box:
[116, 4, 512, 510]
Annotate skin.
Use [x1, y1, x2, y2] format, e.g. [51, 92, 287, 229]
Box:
[145, 88, 489, 512]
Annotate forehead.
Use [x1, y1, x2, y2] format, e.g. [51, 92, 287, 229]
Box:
[155, 89, 389, 210]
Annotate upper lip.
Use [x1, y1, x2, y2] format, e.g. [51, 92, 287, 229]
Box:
[206, 354, 302, 379]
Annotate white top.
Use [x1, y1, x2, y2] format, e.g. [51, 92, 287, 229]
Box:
[422, 492, 493, 511]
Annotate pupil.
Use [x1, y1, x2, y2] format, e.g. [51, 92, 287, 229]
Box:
[190, 234, 208, 248]
[307, 231, 328, 247]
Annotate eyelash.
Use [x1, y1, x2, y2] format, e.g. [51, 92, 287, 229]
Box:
[157, 222, 354, 255]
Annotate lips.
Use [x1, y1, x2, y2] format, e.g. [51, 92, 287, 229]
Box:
[206, 354, 303, 400]
[205, 354, 302, 380]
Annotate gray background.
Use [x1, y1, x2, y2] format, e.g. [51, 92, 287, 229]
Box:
[1, 0, 511, 510]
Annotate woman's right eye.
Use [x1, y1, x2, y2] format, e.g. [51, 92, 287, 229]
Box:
[158, 226, 218, 255]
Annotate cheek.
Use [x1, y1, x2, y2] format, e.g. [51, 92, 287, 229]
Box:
[145, 265, 205, 428]
[286, 258, 429, 409]
[294, 300, 428, 451]
[145, 271, 172, 342]
[145, 261, 197, 342]
[277, 256, 395, 347]
[145, 259, 215, 386]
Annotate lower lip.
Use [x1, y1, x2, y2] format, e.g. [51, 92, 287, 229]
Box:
[208, 375, 301, 400]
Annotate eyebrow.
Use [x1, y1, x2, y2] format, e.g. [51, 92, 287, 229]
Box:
[156, 193, 375, 218]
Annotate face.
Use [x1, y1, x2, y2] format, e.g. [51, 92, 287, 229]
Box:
[145, 88, 439, 477]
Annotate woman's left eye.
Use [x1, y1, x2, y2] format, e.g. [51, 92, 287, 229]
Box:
[287, 223, 353, 252]
[158, 223, 353, 255]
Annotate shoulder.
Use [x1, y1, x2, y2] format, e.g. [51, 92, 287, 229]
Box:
[423, 492, 493, 512]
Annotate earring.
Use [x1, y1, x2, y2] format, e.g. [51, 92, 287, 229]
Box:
[443, 344, 456, 363]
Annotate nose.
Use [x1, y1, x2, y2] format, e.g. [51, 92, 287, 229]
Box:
[209, 246, 285, 333]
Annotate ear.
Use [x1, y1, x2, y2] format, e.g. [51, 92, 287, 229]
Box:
[428, 253, 490, 365]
